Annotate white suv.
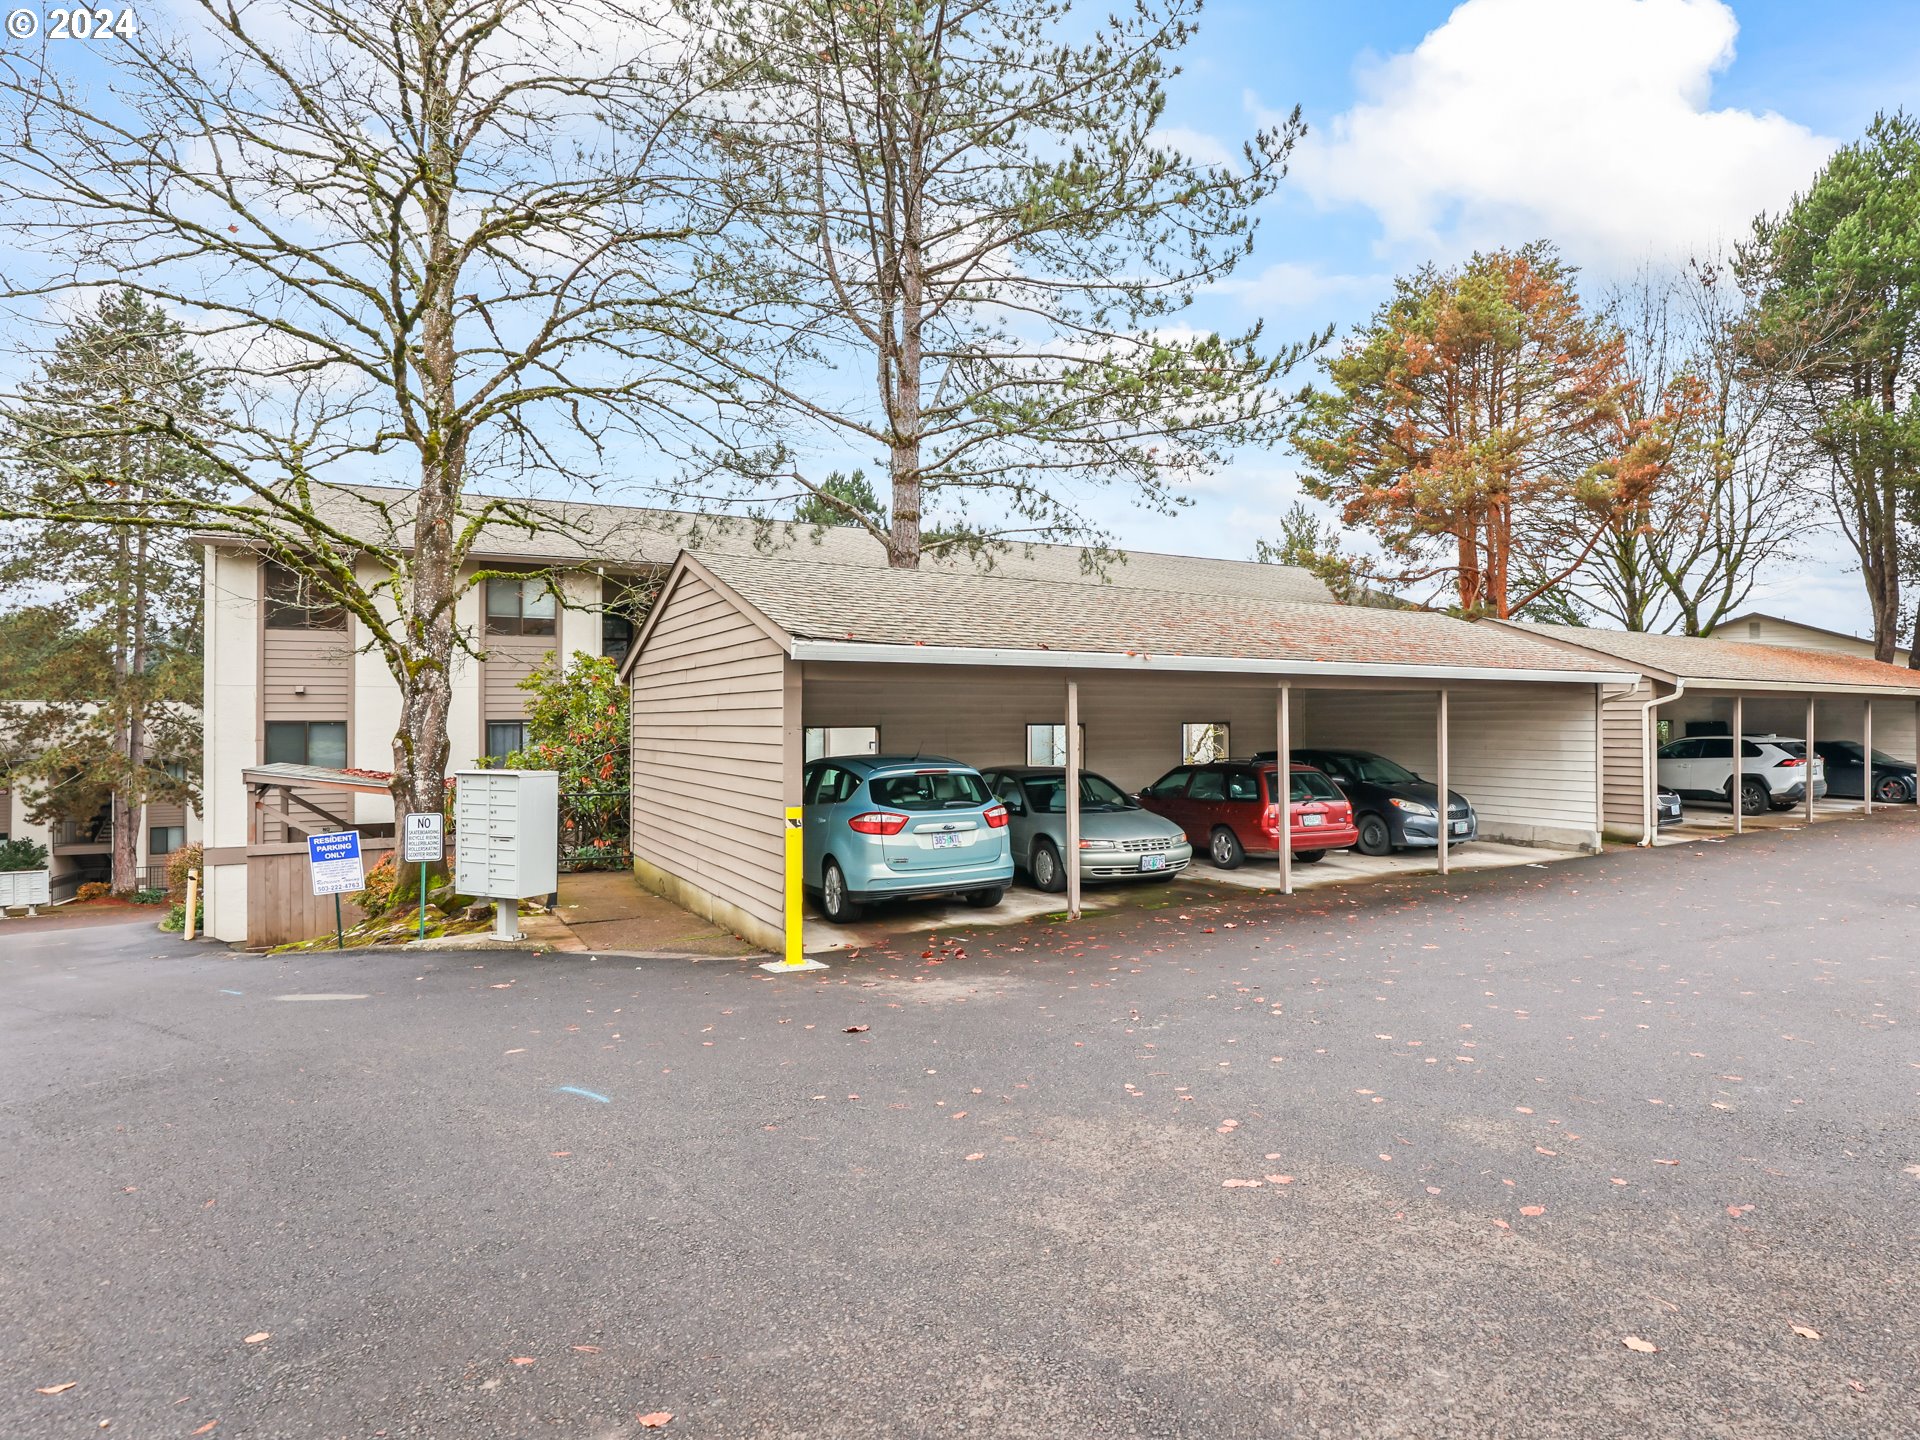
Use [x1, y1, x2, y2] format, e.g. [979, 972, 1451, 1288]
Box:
[1657, 734, 1827, 815]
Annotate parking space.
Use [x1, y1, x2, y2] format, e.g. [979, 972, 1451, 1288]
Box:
[1187, 837, 1585, 889]
[1653, 794, 1872, 845]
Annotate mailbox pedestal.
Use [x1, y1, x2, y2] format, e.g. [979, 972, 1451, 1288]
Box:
[453, 769, 559, 942]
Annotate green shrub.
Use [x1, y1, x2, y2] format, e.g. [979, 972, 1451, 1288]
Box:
[165, 843, 204, 903]
[161, 901, 204, 933]
[0, 837, 49, 872]
[133, 887, 167, 905]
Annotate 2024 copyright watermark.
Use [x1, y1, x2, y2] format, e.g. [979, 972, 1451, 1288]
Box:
[7, 7, 139, 40]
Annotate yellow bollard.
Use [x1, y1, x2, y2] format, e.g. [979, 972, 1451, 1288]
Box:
[184, 869, 199, 941]
[762, 805, 826, 973]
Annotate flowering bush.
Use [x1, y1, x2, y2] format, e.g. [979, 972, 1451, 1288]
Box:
[505, 653, 629, 865]
[165, 843, 204, 903]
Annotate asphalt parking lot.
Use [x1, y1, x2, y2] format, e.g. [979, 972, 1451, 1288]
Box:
[3, 811, 1917, 1438]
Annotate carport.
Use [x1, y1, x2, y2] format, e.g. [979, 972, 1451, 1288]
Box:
[1484, 621, 1920, 842]
[622, 551, 1635, 952]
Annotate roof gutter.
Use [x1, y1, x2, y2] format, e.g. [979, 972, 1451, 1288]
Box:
[788, 639, 1637, 688]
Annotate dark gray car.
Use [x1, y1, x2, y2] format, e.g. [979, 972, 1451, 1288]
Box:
[1281, 747, 1478, 856]
[981, 766, 1193, 892]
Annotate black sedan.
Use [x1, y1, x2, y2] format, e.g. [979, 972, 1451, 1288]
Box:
[1811, 741, 1916, 803]
[1270, 747, 1479, 856]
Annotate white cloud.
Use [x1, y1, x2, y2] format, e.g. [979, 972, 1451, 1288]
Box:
[1156, 126, 1237, 169]
[1285, 0, 1835, 271]
[1208, 261, 1390, 313]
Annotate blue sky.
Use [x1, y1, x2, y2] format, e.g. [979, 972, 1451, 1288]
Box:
[11, 0, 1919, 636]
[1071, 0, 1920, 637]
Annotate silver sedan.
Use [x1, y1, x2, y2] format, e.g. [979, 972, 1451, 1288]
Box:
[980, 766, 1193, 892]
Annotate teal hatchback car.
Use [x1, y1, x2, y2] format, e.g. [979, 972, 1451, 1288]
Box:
[802, 755, 1014, 923]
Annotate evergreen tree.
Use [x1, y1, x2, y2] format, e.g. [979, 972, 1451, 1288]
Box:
[0, 289, 218, 890]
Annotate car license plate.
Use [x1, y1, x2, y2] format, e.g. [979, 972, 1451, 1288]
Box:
[1300, 813, 1324, 827]
[1450, 820, 1469, 835]
[930, 833, 961, 849]
[1138, 853, 1165, 871]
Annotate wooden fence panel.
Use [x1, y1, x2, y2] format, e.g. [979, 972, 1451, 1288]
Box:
[245, 840, 395, 949]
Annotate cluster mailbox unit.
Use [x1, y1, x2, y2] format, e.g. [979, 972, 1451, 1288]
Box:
[452, 769, 559, 940]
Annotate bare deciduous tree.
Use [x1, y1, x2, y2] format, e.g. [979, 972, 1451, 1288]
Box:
[1533, 262, 1809, 634]
[0, 0, 750, 818]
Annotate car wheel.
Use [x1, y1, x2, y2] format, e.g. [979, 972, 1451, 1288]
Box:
[1208, 827, 1244, 869]
[1874, 774, 1909, 803]
[1029, 841, 1067, 893]
[1736, 778, 1770, 815]
[1294, 850, 1326, 865]
[964, 885, 1004, 908]
[820, 859, 863, 923]
[1355, 814, 1392, 856]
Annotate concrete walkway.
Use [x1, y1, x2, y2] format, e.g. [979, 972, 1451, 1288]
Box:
[555, 870, 758, 958]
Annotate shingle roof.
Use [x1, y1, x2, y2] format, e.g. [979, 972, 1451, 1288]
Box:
[1491, 620, 1920, 692]
[212, 482, 1335, 605]
[692, 552, 1628, 676]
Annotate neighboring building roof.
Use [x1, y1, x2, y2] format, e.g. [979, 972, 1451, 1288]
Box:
[1718, 610, 1908, 658]
[656, 551, 1634, 683]
[1487, 619, 1920, 694]
[198, 482, 1336, 606]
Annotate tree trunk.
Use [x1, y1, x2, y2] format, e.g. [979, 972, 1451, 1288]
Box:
[887, 202, 924, 570]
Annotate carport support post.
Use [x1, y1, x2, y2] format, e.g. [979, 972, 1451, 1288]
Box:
[1806, 696, 1817, 824]
[1437, 688, 1451, 877]
[1732, 696, 1744, 836]
[1066, 679, 1082, 919]
[1864, 701, 1874, 815]
[1278, 683, 1293, 896]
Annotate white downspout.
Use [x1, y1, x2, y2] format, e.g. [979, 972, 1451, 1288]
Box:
[1636, 679, 1686, 846]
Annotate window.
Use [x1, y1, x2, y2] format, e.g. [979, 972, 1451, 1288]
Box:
[868, 770, 991, 810]
[1657, 739, 1700, 760]
[805, 764, 861, 806]
[161, 760, 187, 782]
[1143, 767, 1193, 798]
[1225, 769, 1260, 802]
[149, 825, 185, 856]
[264, 720, 347, 768]
[485, 576, 556, 636]
[486, 721, 527, 763]
[805, 725, 880, 763]
[1019, 772, 1134, 814]
[264, 562, 345, 630]
[1698, 738, 1734, 759]
[1182, 722, 1230, 765]
[1188, 769, 1226, 802]
[1289, 770, 1341, 802]
[1748, 621, 1763, 637]
[602, 609, 636, 666]
[1026, 722, 1086, 766]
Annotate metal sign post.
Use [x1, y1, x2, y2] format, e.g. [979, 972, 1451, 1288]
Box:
[402, 812, 445, 941]
[306, 831, 365, 951]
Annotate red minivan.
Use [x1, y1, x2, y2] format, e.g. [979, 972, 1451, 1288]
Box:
[1137, 761, 1360, 869]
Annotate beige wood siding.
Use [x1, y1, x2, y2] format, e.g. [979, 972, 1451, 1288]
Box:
[630, 571, 791, 942]
[262, 628, 351, 719]
[0, 786, 11, 838]
[261, 625, 352, 843]
[1729, 616, 1906, 664]
[1301, 684, 1600, 850]
[1601, 681, 1653, 838]
[801, 666, 1303, 793]
[482, 636, 555, 727]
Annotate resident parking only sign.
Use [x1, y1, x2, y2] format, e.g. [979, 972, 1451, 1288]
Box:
[307, 830, 366, 896]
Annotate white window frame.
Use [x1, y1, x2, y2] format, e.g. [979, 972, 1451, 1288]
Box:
[1181, 722, 1230, 765]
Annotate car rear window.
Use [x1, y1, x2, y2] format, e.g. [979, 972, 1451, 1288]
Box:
[869, 770, 991, 810]
[1289, 770, 1341, 802]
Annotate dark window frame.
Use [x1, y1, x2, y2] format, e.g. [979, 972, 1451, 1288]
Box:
[263, 562, 347, 631]
[264, 720, 348, 768]
[484, 576, 557, 637]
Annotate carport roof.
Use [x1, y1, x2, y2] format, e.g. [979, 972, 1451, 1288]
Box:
[1486, 619, 1920, 695]
[647, 551, 1638, 684]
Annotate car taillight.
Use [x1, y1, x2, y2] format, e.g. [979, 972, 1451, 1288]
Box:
[848, 811, 909, 835]
[983, 804, 1009, 829]
[1775, 756, 1805, 767]
[1260, 803, 1280, 835]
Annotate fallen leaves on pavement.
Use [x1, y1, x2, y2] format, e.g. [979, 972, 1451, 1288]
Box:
[637, 1412, 674, 1428]
[1621, 1336, 1659, 1353]
[35, 1383, 76, 1395]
